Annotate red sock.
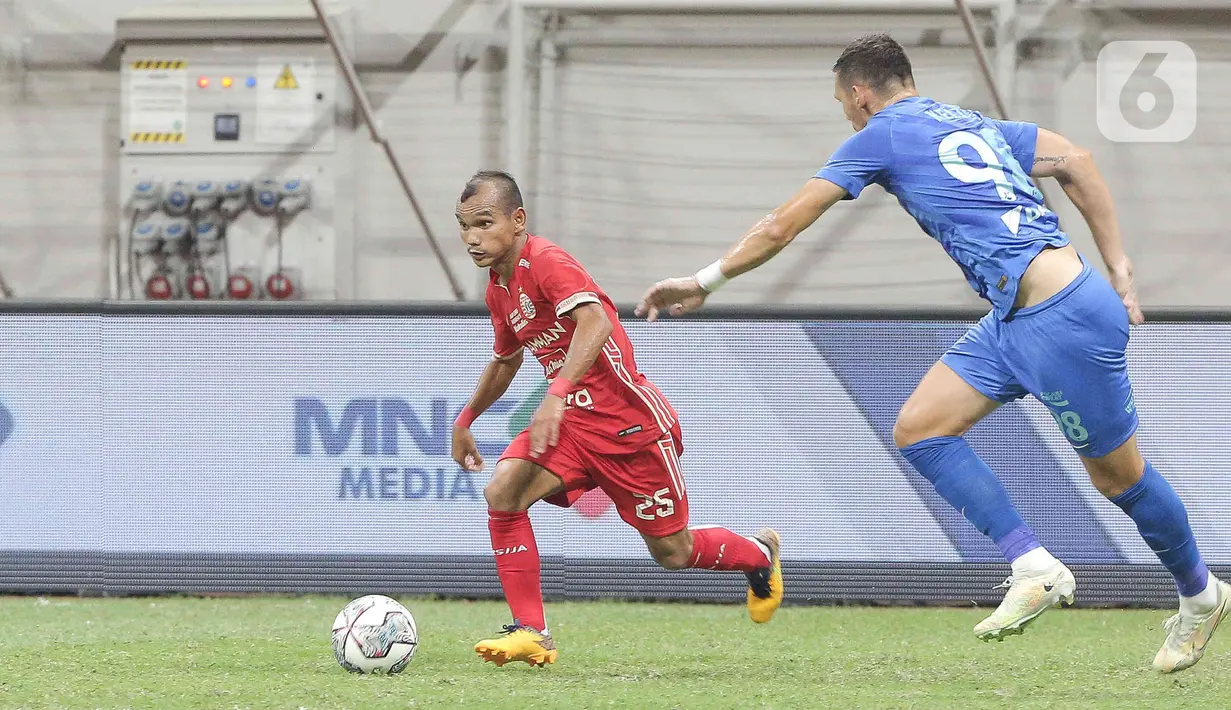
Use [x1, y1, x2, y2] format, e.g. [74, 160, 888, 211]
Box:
[488, 509, 546, 631]
[687, 527, 771, 571]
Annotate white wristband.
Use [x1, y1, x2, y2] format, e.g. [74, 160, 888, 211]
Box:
[694, 260, 729, 293]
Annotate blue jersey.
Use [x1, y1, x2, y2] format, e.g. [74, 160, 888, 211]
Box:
[816, 96, 1069, 319]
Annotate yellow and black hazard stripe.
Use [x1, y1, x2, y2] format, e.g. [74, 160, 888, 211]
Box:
[129, 132, 185, 144]
[130, 60, 186, 71]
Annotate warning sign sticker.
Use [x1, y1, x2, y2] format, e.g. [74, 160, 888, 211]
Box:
[257, 58, 315, 145]
[127, 59, 188, 142]
[274, 64, 300, 90]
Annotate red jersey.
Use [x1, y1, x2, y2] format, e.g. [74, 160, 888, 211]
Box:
[485, 235, 678, 455]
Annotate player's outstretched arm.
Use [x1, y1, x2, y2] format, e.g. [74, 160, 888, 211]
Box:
[1031, 127, 1144, 324]
[452, 351, 524, 472]
[528, 303, 613, 456]
[634, 178, 847, 322]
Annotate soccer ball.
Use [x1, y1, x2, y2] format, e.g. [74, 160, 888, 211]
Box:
[331, 595, 419, 674]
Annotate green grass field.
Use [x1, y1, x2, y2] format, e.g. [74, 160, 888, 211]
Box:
[0, 596, 1227, 710]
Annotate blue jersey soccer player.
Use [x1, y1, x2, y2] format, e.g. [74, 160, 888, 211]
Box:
[635, 33, 1227, 673]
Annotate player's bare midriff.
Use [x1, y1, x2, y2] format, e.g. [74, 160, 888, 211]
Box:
[1016, 244, 1085, 309]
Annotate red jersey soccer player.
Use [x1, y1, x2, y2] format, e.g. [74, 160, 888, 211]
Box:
[451, 171, 784, 667]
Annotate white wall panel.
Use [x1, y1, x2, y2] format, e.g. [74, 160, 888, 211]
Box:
[0, 1, 1226, 305]
[537, 11, 1231, 307]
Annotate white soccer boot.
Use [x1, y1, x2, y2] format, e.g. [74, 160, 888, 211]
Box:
[1153, 578, 1231, 673]
[974, 560, 1076, 641]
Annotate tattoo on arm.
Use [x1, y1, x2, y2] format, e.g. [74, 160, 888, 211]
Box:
[1034, 155, 1066, 166]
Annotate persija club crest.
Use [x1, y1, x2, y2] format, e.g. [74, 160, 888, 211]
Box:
[519, 290, 537, 319]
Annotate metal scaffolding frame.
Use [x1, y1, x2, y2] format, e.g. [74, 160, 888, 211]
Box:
[506, 0, 1029, 201]
[308, 0, 466, 301]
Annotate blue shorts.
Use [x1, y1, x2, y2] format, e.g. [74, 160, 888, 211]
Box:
[941, 262, 1139, 459]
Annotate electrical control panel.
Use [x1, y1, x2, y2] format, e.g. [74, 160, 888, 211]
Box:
[114, 3, 355, 300]
[122, 53, 335, 156]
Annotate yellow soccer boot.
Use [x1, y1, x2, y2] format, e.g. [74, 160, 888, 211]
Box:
[746, 528, 783, 623]
[474, 625, 558, 667]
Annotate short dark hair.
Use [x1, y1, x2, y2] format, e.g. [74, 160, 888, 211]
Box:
[459, 170, 523, 215]
[833, 33, 914, 92]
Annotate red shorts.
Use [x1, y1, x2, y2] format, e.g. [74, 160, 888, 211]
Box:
[500, 423, 688, 537]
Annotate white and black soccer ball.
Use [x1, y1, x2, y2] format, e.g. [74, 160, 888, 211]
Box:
[331, 595, 419, 674]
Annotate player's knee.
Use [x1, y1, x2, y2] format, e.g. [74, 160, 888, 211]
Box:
[892, 406, 927, 449]
[646, 534, 692, 570]
[652, 546, 692, 570]
[484, 464, 531, 512]
[894, 399, 967, 449]
[1081, 436, 1145, 498]
[483, 481, 516, 512]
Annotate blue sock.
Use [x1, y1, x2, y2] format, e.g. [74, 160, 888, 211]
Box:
[1109, 461, 1209, 597]
[901, 436, 1041, 563]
